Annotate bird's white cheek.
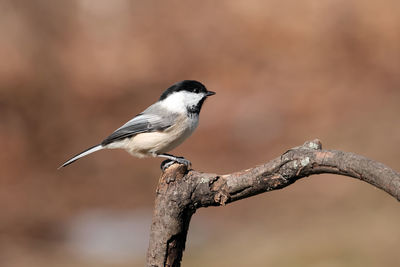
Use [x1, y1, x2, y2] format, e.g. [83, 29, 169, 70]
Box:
[160, 93, 186, 113]
[186, 93, 205, 107]
[160, 92, 205, 113]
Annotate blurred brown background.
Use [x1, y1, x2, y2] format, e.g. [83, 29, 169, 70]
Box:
[1, 0, 399, 266]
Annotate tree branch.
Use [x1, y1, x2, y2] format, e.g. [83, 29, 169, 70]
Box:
[146, 139, 400, 267]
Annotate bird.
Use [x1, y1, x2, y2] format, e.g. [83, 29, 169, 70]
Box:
[59, 80, 215, 169]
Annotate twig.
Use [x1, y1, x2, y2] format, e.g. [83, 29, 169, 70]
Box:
[146, 139, 400, 267]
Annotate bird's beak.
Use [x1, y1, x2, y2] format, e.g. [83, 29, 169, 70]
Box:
[206, 91, 216, 96]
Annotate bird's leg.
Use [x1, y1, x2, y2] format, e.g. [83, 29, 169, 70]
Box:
[157, 153, 192, 170]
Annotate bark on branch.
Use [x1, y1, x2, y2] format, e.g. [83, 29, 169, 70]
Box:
[146, 139, 400, 267]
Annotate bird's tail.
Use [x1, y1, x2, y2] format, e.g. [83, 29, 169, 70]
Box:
[58, 144, 103, 169]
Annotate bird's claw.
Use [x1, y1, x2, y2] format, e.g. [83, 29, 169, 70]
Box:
[160, 157, 191, 171]
[174, 156, 192, 167]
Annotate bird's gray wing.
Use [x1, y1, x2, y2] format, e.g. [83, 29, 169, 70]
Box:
[101, 106, 175, 146]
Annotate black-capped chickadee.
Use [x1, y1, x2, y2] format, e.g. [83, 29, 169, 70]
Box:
[59, 80, 215, 169]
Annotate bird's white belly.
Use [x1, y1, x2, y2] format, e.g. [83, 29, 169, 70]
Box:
[106, 115, 198, 158]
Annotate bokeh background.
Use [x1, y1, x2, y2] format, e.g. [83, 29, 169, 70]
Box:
[1, 0, 400, 266]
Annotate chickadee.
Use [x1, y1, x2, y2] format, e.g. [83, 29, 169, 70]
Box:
[59, 80, 215, 169]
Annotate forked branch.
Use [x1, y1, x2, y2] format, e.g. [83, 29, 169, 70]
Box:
[146, 139, 400, 267]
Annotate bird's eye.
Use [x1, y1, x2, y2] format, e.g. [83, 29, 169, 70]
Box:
[193, 88, 199, 93]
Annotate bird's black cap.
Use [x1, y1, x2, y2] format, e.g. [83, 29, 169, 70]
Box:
[159, 80, 214, 100]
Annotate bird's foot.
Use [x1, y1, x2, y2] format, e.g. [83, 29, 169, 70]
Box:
[174, 156, 191, 167]
[159, 155, 191, 171]
[161, 159, 175, 171]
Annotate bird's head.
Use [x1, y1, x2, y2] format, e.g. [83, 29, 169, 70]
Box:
[159, 80, 215, 114]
